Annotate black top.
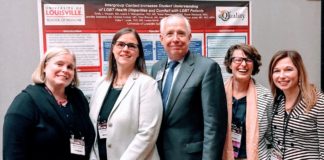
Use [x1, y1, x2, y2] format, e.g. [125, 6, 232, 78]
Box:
[98, 87, 122, 160]
[3, 84, 95, 160]
[232, 96, 247, 158]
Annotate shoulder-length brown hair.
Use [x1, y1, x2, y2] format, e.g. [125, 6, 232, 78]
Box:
[31, 47, 79, 87]
[107, 28, 146, 80]
[268, 50, 317, 111]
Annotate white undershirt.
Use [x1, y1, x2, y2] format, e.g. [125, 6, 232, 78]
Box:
[162, 58, 184, 97]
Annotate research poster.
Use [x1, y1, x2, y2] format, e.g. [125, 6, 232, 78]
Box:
[38, 0, 250, 97]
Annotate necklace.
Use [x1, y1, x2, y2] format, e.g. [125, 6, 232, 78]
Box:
[54, 94, 68, 107]
[114, 74, 129, 88]
[114, 81, 125, 88]
[57, 98, 68, 107]
[44, 86, 68, 107]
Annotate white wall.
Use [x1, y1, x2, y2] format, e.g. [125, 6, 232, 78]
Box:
[0, 0, 40, 158]
[250, 0, 321, 87]
[0, 0, 320, 158]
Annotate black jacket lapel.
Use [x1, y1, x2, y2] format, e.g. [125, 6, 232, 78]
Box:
[24, 84, 68, 134]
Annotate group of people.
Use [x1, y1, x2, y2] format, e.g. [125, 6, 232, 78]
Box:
[3, 14, 323, 160]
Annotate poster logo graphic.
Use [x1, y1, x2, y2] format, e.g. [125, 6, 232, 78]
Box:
[44, 4, 85, 26]
[218, 10, 231, 21]
[216, 7, 248, 26]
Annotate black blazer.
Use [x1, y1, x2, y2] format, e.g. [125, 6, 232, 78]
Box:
[151, 52, 227, 160]
[3, 84, 95, 160]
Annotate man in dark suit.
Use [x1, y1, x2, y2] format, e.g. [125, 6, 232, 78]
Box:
[151, 14, 227, 160]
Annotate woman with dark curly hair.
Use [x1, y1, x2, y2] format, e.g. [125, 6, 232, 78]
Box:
[222, 44, 272, 160]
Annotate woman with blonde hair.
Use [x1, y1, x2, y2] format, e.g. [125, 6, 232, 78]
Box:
[3, 47, 95, 160]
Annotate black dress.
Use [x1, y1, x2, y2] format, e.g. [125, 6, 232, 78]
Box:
[232, 96, 247, 158]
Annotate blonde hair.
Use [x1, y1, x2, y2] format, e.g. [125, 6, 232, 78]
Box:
[31, 47, 79, 87]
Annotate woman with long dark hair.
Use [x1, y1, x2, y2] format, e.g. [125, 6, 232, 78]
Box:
[89, 28, 163, 160]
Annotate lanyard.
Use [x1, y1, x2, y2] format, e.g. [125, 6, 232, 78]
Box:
[44, 85, 83, 138]
[282, 109, 293, 159]
[44, 85, 68, 106]
[270, 95, 282, 146]
[271, 93, 300, 159]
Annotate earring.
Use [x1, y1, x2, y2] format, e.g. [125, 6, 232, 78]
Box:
[71, 80, 75, 87]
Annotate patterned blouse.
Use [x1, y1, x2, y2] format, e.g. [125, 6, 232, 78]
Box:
[271, 91, 324, 159]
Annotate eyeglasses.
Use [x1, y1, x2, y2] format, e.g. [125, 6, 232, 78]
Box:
[114, 41, 138, 51]
[231, 57, 253, 64]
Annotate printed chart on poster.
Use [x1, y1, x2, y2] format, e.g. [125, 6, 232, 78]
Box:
[38, 0, 251, 98]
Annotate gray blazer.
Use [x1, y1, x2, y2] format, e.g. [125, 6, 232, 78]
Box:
[151, 52, 227, 160]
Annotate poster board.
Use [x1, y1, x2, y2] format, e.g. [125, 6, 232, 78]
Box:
[38, 0, 250, 98]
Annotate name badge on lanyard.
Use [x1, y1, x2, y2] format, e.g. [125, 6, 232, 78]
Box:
[270, 147, 283, 160]
[231, 123, 242, 158]
[98, 121, 108, 139]
[70, 135, 85, 156]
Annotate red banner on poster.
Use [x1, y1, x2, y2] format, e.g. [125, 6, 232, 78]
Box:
[39, 0, 250, 97]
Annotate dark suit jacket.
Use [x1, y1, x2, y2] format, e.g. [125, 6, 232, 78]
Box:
[3, 84, 95, 160]
[151, 52, 227, 160]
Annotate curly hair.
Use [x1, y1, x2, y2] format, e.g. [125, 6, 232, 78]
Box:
[224, 43, 262, 75]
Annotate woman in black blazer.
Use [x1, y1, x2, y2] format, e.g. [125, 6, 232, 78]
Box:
[3, 47, 95, 160]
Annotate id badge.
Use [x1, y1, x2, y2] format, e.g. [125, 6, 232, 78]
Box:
[98, 122, 108, 139]
[270, 147, 283, 160]
[70, 136, 85, 156]
[155, 70, 163, 82]
[231, 124, 242, 158]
